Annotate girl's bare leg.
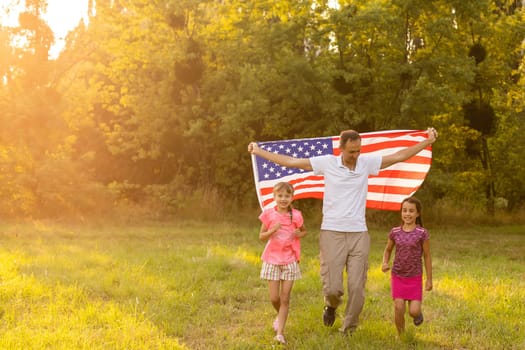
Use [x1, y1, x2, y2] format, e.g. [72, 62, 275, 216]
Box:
[276, 280, 294, 336]
[268, 280, 281, 314]
[408, 300, 423, 325]
[394, 298, 406, 335]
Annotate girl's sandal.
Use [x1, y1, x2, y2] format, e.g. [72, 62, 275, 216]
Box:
[414, 313, 424, 326]
[274, 334, 286, 344]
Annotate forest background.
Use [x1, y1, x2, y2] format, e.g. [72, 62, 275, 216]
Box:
[1, 0, 525, 225]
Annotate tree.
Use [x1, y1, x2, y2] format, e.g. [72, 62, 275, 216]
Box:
[1, 0, 523, 220]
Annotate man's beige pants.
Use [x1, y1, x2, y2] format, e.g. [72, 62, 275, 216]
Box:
[319, 230, 370, 332]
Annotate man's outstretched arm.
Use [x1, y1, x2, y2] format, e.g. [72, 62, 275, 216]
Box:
[248, 142, 313, 171]
[380, 127, 438, 169]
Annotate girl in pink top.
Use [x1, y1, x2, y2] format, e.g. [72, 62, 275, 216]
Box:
[259, 182, 307, 345]
[381, 196, 433, 336]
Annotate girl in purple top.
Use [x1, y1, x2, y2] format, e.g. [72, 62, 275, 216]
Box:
[259, 182, 307, 344]
[382, 196, 433, 336]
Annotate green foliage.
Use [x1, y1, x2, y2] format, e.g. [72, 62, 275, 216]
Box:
[0, 145, 36, 217]
[0, 0, 524, 219]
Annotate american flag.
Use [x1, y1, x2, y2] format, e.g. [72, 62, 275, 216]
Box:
[251, 130, 432, 211]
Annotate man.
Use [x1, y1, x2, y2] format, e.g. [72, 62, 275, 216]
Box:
[248, 127, 438, 334]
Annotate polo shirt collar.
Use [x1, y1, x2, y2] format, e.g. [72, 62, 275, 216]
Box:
[337, 154, 358, 172]
[337, 155, 345, 168]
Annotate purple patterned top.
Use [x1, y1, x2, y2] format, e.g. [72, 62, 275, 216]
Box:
[389, 226, 429, 277]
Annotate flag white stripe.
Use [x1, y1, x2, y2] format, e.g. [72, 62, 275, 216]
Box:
[378, 163, 431, 172]
[366, 192, 419, 203]
[367, 148, 432, 158]
[368, 178, 426, 187]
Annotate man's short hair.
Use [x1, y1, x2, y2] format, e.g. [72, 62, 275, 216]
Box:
[339, 130, 361, 149]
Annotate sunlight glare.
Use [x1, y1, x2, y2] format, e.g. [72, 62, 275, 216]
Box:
[1, 0, 89, 59]
[42, 0, 89, 58]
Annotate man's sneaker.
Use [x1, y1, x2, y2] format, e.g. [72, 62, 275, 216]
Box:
[338, 326, 356, 336]
[323, 306, 336, 326]
[414, 312, 424, 326]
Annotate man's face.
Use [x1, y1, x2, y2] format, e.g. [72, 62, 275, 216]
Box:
[340, 139, 361, 168]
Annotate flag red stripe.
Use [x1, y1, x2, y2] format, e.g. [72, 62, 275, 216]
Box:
[259, 176, 325, 195]
[294, 192, 324, 200]
[288, 176, 325, 185]
[372, 170, 429, 180]
[366, 199, 402, 211]
[394, 155, 431, 164]
[262, 191, 324, 207]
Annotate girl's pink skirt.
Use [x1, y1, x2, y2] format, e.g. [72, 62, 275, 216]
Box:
[391, 273, 422, 301]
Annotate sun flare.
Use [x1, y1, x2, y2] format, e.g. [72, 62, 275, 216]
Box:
[42, 0, 89, 57]
[1, 0, 89, 58]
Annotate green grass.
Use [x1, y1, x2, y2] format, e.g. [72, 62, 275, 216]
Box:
[0, 221, 523, 349]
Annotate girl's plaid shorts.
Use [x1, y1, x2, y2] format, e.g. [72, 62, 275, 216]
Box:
[260, 261, 301, 281]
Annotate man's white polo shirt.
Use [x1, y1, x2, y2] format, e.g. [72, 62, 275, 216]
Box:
[310, 154, 381, 232]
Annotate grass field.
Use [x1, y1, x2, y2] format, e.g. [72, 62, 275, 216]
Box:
[0, 221, 523, 349]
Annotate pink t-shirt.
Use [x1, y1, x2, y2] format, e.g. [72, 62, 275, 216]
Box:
[259, 207, 304, 265]
[389, 226, 429, 277]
